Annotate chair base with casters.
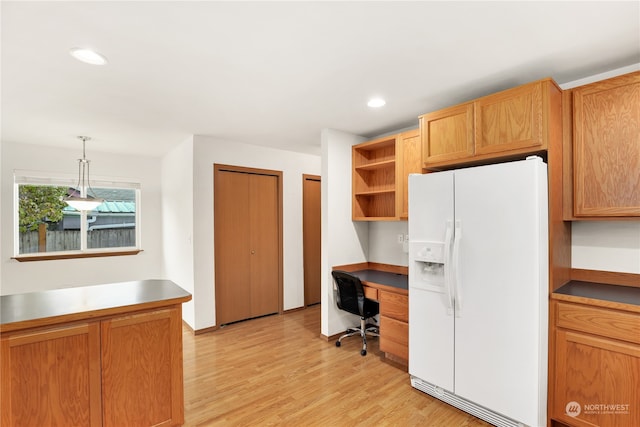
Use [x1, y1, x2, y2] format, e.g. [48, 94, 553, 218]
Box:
[335, 317, 379, 356]
[331, 270, 381, 356]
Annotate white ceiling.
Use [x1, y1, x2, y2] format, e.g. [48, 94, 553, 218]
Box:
[2, 1, 639, 157]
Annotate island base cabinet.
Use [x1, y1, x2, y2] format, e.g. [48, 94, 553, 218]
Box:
[1, 322, 103, 427]
[553, 329, 640, 427]
[101, 308, 184, 427]
[1, 306, 185, 427]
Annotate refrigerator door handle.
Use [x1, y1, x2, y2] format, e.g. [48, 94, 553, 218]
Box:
[444, 220, 454, 314]
[453, 220, 463, 315]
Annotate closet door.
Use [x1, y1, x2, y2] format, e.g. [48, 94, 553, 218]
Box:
[215, 169, 252, 325]
[248, 173, 279, 317]
[303, 175, 321, 306]
[214, 165, 282, 325]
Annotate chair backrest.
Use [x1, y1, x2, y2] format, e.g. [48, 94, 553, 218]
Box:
[331, 270, 365, 317]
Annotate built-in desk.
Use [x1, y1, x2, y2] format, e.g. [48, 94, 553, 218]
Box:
[333, 263, 409, 365]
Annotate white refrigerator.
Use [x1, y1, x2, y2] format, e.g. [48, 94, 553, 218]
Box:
[408, 157, 548, 427]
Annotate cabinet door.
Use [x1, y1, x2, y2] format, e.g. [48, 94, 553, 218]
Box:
[1, 323, 102, 427]
[573, 71, 640, 216]
[101, 307, 184, 427]
[475, 80, 545, 155]
[554, 329, 640, 427]
[399, 128, 421, 219]
[421, 102, 474, 165]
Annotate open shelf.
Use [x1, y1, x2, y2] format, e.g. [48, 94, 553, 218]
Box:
[352, 134, 399, 220]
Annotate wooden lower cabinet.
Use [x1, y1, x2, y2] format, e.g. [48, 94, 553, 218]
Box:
[1, 322, 103, 427]
[102, 308, 184, 427]
[1, 307, 185, 427]
[379, 290, 409, 362]
[552, 301, 640, 427]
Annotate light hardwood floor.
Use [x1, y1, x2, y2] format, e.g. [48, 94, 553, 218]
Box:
[182, 305, 491, 426]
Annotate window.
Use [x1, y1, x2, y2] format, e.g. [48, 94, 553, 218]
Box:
[14, 171, 141, 260]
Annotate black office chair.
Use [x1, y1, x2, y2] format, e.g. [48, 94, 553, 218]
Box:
[331, 270, 380, 356]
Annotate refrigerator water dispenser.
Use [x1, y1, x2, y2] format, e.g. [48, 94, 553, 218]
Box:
[409, 241, 446, 291]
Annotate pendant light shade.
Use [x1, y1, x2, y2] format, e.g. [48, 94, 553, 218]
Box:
[64, 136, 104, 211]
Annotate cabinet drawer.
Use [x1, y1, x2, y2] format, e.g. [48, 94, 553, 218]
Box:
[363, 286, 378, 301]
[556, 302, 640, 344]
[380, 315, 408, 346]
[380, 315, 408, 360]
[380, 336, 408, 361]
[379, 291, 408, 322]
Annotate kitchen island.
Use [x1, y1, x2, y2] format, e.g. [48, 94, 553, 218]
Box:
[1, 279, 191, 427]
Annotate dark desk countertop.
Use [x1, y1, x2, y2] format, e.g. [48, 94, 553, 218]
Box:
[1, 279, 192, 332]
[554, 280, 640, 307]
[350, 269, 408, 291]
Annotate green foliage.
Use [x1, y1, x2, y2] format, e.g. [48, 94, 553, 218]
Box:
[18, 185, 69, 232]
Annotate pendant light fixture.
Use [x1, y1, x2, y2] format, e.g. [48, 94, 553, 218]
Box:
[64, 136, 104, 211]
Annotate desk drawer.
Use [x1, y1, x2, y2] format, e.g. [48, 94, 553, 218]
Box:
[379, 291, 408, 322]
[380, 315, 408, 359]
[556, 301, 640, 344]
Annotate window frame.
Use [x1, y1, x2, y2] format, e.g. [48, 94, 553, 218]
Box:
[13, 170, 142, 262]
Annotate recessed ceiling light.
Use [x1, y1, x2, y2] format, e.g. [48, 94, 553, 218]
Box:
[69, 48, 108, 65]
[367, 98, 386, 108]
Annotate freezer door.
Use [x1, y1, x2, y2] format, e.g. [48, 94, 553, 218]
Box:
[452, 158, 548, 426]
[408, 171, 455, 392]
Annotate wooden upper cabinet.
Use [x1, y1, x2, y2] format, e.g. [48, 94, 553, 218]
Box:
[420, 102, 474, 165]
[572, 71, 640, 217]
[420, 78, 561, 170]
[353, 129, 422, 221]
[352, 135, 399, 220]
[399, 128, 421, 219]
[475, 80, 547, 155]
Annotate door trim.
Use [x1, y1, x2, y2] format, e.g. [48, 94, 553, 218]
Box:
[213, 164, 284, 325]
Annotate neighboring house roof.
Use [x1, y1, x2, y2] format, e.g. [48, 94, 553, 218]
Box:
[95, 201, 136, 213]
[63, 201, 135, 214]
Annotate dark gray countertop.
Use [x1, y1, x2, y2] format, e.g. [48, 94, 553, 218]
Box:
[350, 269, 408, 290]
[1, 279, 191, 331]
[554, 280, 640, 306]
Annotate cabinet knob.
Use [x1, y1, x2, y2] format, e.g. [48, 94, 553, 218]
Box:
[251, 250, 255, 254]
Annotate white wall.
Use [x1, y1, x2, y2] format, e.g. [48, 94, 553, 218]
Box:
[320, 129, 369, 337]
[161, 137, 196, 327]
[190, 136, 321, 330]
[368, 221, 409, 266]
[0, 142, 165, 295]
[560, 63, 640, 275]
[572, 222, 640, 274]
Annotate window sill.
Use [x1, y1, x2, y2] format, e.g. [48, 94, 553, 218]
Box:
[12, 249, 143, 262]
